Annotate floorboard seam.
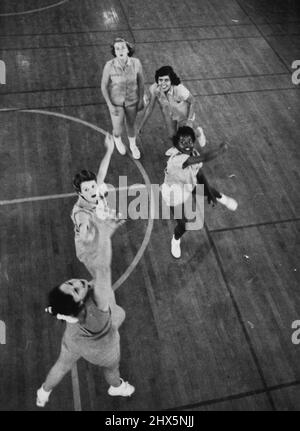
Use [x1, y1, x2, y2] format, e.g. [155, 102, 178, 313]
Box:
[1, 21, 300, 37]
[0, 71, 293, 96]
[210, 218, 300, 234]
[163, 379, 300, 411]
[117, 0, 136, 44]
[235, 0, 292, 73]
[204, 222, 276, 410]
[0, 35, 266, 51]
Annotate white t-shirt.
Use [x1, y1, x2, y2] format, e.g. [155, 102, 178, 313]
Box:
[162, 148, 203, 206]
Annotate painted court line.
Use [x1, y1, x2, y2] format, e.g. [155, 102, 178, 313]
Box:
[71, 365, 82, 411]
[0, 0, 69, 17]
[0, 184, 146, 206]
[1, 108, 154, 411]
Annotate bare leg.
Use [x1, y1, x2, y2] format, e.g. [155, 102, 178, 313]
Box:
[109, 107, 125, 138]
[109, 107, 126, 154]
[125, 104, 141, 158]
[43, 346, 79, 392]
[103, 360, 121, 387]
[124, 104, 138, 138]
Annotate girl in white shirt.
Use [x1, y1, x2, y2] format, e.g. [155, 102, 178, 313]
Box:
[162, 126, 238, 258]
[139, 65, 206, 148]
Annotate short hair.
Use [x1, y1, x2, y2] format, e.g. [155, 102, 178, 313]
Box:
[73, 170, 96, 193]
[111, 38, 135, 57]
[48, 285, 83, 317]
[155, 66, 181, 86]
[173, 126, 196, 149]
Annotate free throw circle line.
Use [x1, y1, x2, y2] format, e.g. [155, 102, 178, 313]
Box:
[0, 0, 69, 17]
[0, 108, 154, 292]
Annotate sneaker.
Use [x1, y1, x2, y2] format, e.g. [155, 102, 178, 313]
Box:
[197, 127, 206, 147]
[108, 378, 135, 397]
[217, 194, 238, 211]
[171, 236, 181, 258]
[36, 386, 51, 408]
[113, 137, 126, 155]
[130, 144, 141, 160]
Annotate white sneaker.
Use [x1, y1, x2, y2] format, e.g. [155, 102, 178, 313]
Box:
[197, 127, 206, 147]
[108, 378, 135, 397]
[217, 194, 238, 211]
[113, 137, 126, 155]
[171, 236, 181, 258]
[36, 386, 51, 407]
[130, 144, 141, 160]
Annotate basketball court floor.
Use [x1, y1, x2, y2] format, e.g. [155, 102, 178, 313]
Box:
[0, 0, 299, 411]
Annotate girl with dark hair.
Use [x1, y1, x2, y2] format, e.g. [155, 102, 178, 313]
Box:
[138, 66, 206, 148]
[101, 38, 145, 160]
[36, 277, 134, 407]
[161, 126, 238, 258]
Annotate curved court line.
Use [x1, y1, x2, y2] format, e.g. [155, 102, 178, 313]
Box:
[0, 185, 146, 206]
[0, 0, 69, 17]
[1, 108, 154, 292]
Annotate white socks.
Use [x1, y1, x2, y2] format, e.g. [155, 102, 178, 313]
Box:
[36, 385, 52, 407]
[128, 137, 141, 160]
[113, 136, 126, 155]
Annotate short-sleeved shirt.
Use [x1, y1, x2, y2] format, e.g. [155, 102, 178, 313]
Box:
[150, 83, 191, 122]
[62, 293, 121, 367]
[162, 147, 203, 206]
[103, 57, 143, 107]
[71, 193, 117, 271]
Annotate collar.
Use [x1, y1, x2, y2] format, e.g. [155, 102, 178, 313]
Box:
[113, 56, 132, 70]
[76, 195, 98, 211]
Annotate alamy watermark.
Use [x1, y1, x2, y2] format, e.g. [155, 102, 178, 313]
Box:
[0, 60, 6, 85]
[291, 60, 300, 85]
[104, 176, 204, 231]
[0, 321, 6, 345]
[291, 320, 300, 345]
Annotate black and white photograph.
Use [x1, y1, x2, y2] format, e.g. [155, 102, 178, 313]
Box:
[0, 0, 299, 414]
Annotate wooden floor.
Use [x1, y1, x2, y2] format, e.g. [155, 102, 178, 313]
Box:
[0, 0, 300, 411]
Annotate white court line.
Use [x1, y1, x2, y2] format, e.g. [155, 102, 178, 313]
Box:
[1, 108, 154, 411]
[71, 365, 82, 411]
[0, 184, 146, 206]
[0, 0, 69, 17]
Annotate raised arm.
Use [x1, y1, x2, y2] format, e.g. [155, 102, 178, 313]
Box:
[97, 134, 114, 185]
[92, 266, 111, 311]
[185, 93, 196, 125]
[182, 142, 228, 168]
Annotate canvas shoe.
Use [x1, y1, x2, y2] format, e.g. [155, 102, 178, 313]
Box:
[36, 386, 51, 408]
[108, 378, 135, 397]
[171, 236, 181, 258]
[130, 144, 141, 160]
[217, 194, 238, 211]
[113, 137, 126, 155]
